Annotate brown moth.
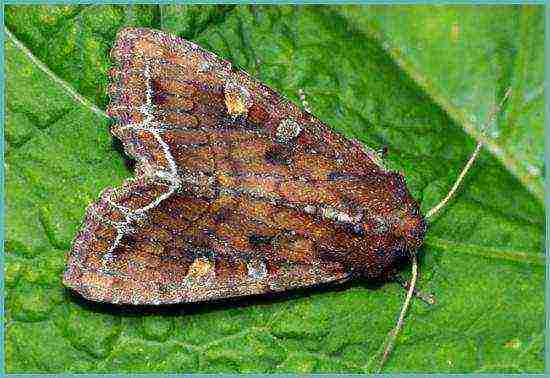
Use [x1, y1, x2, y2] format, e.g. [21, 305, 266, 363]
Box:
[63, 27, 429, 306]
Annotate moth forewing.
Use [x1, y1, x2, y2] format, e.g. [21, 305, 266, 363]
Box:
[64, 27, 428, 305]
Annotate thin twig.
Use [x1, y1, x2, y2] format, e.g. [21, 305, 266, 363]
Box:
[5, 26, 108, 120]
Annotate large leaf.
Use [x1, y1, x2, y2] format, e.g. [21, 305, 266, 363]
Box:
[5, 5, 544, 373]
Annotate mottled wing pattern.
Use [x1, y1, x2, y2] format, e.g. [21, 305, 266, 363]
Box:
[64, 28, 425, 305]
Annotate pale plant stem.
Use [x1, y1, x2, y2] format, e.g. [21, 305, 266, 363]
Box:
[5, 26, 108, 120]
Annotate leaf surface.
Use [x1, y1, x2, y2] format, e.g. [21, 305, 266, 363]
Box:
[5, 5, 544, 373]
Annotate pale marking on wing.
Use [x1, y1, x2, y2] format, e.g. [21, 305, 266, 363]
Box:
[77, 263, 350, 305]
[246, 259, 268, 280]
[102, 61, 182, 257]
[102, 59, 366, 259]
[224, 81, 252, 116]
[276, 118, 303, 143]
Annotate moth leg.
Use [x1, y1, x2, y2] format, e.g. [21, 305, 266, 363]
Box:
[394, 275, 436, 305]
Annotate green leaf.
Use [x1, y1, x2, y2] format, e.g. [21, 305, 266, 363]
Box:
[5, 4, 544, 373]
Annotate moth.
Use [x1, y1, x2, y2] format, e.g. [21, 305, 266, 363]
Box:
[65, 27, 457, 306]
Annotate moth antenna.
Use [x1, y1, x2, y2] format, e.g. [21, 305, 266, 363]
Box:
[376, 253, 419, 372]
[378, 85, 509, 370]
[425, 87, 512, 220]
[374, 88, 512, 370]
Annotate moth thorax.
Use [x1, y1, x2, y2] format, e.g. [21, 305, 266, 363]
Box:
[354, 202, 427, 280]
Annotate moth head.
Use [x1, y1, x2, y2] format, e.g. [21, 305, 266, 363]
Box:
[391, 200, 427, 250]
[343, 172, 428, 279]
